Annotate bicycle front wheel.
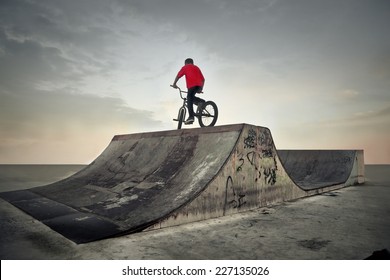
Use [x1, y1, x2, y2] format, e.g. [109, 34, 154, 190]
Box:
[198, 101, 218, 127]
[177, 107, 185, 129]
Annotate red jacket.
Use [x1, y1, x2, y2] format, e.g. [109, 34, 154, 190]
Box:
[176, 64, 204, 89]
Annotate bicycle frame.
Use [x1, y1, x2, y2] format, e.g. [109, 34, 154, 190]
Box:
[171, 85, 202, 113]
[171, 85, 218, 129]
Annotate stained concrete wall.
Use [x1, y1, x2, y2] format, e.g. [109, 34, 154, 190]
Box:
[149, 124, 365, 230]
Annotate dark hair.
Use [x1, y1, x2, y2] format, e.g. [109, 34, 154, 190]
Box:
[185, 58, 194, 64]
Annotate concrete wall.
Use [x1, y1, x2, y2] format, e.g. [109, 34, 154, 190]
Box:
[150, 124, 365, 230]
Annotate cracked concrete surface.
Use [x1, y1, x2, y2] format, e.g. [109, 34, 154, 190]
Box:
[0, 165, 389, 259]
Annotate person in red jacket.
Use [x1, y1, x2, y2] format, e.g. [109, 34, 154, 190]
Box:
[172, 58, 205, 124]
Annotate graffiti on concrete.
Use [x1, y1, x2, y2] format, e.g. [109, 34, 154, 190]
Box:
[263, 167, 277, 185]
[224, 128, 279, 213]
[244, 128, 257, 149]
[225, 176, 247, 210]
[239, 129, 278, 185]
[258, 130, 273, 146]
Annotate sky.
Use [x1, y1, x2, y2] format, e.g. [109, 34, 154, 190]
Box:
[0, 0, 389, 164]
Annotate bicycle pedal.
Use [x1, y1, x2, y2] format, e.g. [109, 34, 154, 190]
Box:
[184, 118, 194, 124]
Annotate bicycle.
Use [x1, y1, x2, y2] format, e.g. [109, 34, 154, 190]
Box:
[170, 85, 218, 129]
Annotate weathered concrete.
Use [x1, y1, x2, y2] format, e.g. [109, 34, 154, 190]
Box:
[0, 124, 364, 243]
[278, 150, 365, 189]
[148, 126, 364, 230]
[0, 165, 388, 260]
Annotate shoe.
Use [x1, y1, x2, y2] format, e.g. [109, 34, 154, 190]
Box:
[184, 117, 194, 125]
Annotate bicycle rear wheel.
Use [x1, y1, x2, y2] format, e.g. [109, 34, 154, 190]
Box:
[198, 101, 218, 127]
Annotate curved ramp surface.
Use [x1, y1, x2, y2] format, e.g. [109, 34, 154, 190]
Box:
[278, 150, 365, 189]
[0, 124, 364, 243]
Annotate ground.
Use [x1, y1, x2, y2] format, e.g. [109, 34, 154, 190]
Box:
[0, 165, 389, 260]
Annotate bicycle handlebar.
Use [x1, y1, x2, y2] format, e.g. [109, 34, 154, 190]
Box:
[170, 85, 203, 95]
[170, 85, 185, 91]
[170, 85, 187, 99]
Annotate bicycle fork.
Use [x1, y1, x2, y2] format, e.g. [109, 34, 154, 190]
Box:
[173, 106, 186, 122]
[173, 105, 187, 129]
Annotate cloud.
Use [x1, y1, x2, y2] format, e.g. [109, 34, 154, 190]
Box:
[0, 88, 161, 163]
[0, 0, 389, 163]
[271, 104, 390, 164]
[0, 0, 137, 87]
[0, 89, 159, 128]
[338, 106, 390, 126]
[0, 30, 75, 93]
[339, 89, 359, 99]
[0, 0, 164, 162]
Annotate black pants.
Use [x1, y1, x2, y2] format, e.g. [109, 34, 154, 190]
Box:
[187, 86, 204, 118]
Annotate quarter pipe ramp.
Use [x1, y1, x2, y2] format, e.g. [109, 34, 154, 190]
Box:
[0, 124, 364, 243]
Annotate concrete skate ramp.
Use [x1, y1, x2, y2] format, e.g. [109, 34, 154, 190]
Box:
[0, 124, 364, 243]
[278, 150, 365, 190]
